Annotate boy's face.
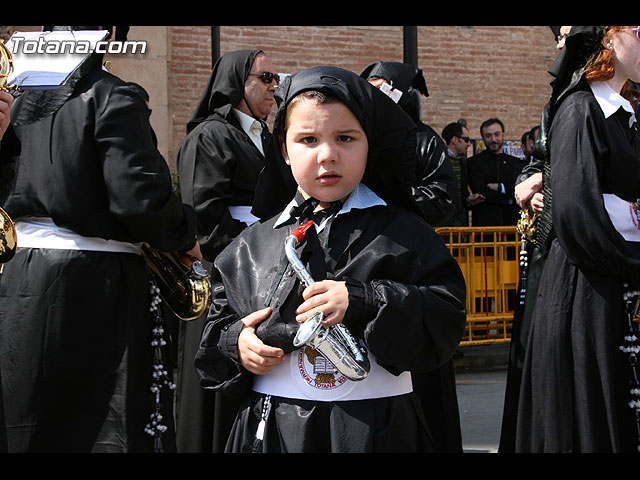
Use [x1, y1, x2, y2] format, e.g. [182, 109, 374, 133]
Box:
[282, 99, 368, 208]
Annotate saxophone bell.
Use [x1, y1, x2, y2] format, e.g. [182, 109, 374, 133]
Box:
[0, 38, 21, 97]
[0, 206, 17, 268]
[140, 243, 212, 321]
[286, 220, 370, 381]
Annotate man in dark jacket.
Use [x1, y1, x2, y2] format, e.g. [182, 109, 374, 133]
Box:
[175, 49, 278, 453]
[467, 118, 524, 226]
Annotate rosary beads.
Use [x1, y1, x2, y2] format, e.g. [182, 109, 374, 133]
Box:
[144, 280, 176, 453]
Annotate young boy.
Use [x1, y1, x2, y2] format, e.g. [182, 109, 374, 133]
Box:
[195, 66, 467, 453]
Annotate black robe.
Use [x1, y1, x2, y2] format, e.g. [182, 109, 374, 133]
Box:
[0, 61, 196, 452]
[0, 124, 19, 454]
[194, 202, 467, 453]
[515, 87, 640, 452]
[177, 111, 268, 261]
[175, 49, 269, 453]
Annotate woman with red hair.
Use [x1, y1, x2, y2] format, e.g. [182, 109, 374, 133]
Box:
[515, 26, 640, 453]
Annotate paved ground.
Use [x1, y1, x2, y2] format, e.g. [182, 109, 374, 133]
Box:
[454, 343, 510, 453]
[456, 366, 507, 453]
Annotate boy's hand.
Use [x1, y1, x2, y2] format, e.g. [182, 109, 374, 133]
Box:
[296, 280, 349, 327]
[238, 307, 285, 375]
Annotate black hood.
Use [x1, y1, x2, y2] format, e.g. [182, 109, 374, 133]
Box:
[547, 26, 608, 115]
[360, 61, 429, 123]
[186, 49, 262, 133]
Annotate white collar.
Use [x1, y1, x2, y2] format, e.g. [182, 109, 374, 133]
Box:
[232, 108, 263, 133]
[590, 81, 636, 127]
[233, 108, 264, 154]
[274, 183, 387, 231]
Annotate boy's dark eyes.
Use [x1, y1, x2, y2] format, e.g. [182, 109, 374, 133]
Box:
[298, 135, 354, 144]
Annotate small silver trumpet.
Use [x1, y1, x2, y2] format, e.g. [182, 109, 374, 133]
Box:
[285, 220, 370, 381]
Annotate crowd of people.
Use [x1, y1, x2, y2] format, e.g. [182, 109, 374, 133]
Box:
[0, 25, 638, 454]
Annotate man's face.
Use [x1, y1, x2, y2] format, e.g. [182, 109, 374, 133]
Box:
[481, 122, 504, 154]
[454, 126, 471, 156]
[243, 53, 278, 119]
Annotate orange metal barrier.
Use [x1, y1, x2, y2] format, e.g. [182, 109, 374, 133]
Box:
[436, 226, 520, 346]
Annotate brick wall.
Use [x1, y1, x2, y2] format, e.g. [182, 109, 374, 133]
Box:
[168, 25, 558, 169]
[3, 26, 560, 171]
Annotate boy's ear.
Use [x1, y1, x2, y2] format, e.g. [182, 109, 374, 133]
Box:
[280, 135, 290, 165]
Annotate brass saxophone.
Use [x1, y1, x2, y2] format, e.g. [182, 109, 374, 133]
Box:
[285, 220, 370, 381]
[140, 244, 212, 321]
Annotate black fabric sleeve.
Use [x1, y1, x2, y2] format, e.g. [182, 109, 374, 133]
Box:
[96, 83, 196, 253]
[344, 231, 466, 376]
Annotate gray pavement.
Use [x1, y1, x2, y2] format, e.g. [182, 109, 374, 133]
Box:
[454, 343, 510, 453]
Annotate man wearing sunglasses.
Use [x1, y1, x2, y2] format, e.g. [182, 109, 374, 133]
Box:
[442, 121, 484, 227]
[175, 49, 279, 453]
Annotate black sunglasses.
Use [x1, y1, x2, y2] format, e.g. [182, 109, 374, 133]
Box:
[457, 136, 471, 143]
[249, 71, 280, 85]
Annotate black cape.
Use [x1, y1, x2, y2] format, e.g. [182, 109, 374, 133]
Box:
[195, 204, 467, 452]
[0, 59, 195, 452]
[515, 85, 640, 452]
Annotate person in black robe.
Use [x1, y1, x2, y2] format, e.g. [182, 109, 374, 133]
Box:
[359, 61, 463, 453]
[175, 49, 277, 452]
[515, 26, 640, 453]
[0, 88, 18, 454]
[467, 118, 524, 226]
[499, 26, 567, 453]
[0, 26, 199, 453]
[360, 61, 457, 227]
[194, 66, 467, 453]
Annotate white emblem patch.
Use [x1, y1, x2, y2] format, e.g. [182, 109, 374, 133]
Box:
[296, 346, 348, 390]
